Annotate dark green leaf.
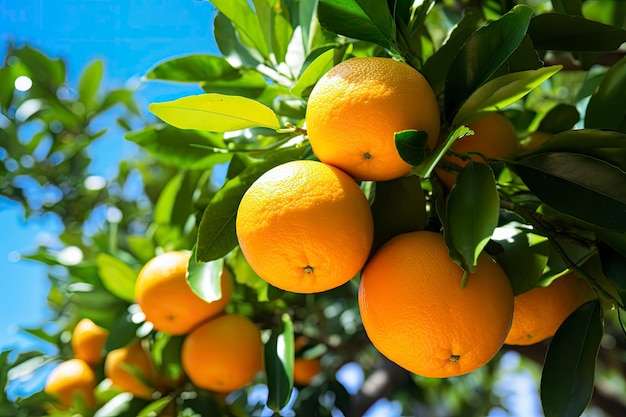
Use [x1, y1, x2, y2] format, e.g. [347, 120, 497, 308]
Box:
[78, 60, 103, 105]
[585, 55, 626, 133]
[196, 146, 306, 262]
[513, 152, 626, 231]
[414, 125, 474, 179]
[151, 333, 185, 381]
[528, 13, 626, 52]
[423, 9, 483, 97]
[551, 0, 582, 16]
[394, 130, 429, 166]
[265, 314, 295, 411]
[370, 176, 426, 252]
[597, 240, 626, 303]
[105, 308, 143, 352]
[538, 104, 580, 134]
[496, 35, 542, 75]
[446, 161, 500, 272]
[318, 0, 396, 50]
[125, 125, 231, 169]
[444, 5, 533, 120]
[0, 66, 14, 111]
[187, 253, 224, 303]
[541, 300, 603, 417]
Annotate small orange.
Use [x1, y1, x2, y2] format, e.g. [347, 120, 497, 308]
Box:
[104, 340, 155, 399]
[135, 251, 232, 335]
[436, 112, 518, 188]
[358, 231, 513, 378]
[504, 272, 594, 345]
[236, 160, 374, 293]
[293, 358, 322, 385]
[306, 57, 440, 181]
[181, 314, 263, 393]
[71, 318, 108, 367]
[44, 358, 96, 408]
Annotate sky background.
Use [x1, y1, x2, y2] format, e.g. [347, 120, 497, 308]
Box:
[0, 2, 543, 415]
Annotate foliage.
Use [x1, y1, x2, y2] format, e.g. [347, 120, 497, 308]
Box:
[2, 0, 626, 416]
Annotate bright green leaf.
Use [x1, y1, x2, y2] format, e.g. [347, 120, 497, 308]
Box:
[291, 48, 336, 99]
[78, 60, 103, 105]
[187, 253, 224, 303]
[137, 396, 173, 417]
[413, 125, 474, 179]
[96, 254, 137, 303]
[149, 93, 280, 132]
[541, 300, 603, 417]
[265, 313, 295, 411]
[210, 0, 270, 59]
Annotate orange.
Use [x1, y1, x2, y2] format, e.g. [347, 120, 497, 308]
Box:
[44, 358, 96, 408]
[181, 314, 263, 393]
[358, 231, 513, 378]
[436, 112, 518, 188]
[236, 160, 374, 293]
[71, 318, 108, 367]
[305, 57, 440, 181]
[104, 340, 156, 399]
[135, 251, 232, 335]
[293, 358, 322, 385]
[504, 272, 594, 345]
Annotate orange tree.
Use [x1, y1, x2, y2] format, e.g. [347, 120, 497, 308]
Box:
[2, 0, 626, 416]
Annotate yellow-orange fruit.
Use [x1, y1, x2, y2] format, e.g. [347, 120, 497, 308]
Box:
[504, 272, 594, 345]
[181, 314, 263, 393]
[293, 358, 322, 385]
[104, 340, 155, 399]
[135, 251, 232, 335]
[44, 358, 96, 408]
[236, 160, 374, 293]
[436, 112, 518, 188]
[306, 57, 440, 181]
[71, 318, 108, 367]
[359, 231, 514, 378]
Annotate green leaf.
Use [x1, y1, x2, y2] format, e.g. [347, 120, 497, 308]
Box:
[0, 66, 15, 112]
[291, 48, 336, 99]
[394, 130, 429, 166]
[229, 247, 269, 302]
[444, 5, 533, 120]
[446, 161, 500, 272]
[96, 254, 137, 303]
[413, 125, 474, 179]
[125, 125, 231, 169]
[210, 0, 270, 59]
[149, 93, 280, 132]
[537, 104, 580, 134]
[213, 12, 262, 68]
[196, 146, 305, 262]
[423, 9, 483, 97]
[597, 240, 626, 303]
[94, 393, 149, 417]
[146, 54, 236, 82]
[551, 0, 582, 16]
[137, 396, 173, 417]
[370, 176, 426, 253]
[541, 300, 603, 417]
[151, 333, 185, 381]
[318, 0, 396, 50]
[265, 313, 295, 411]
[512, 152, 626, 231]
[528, 13, 626, 52]
[187, 253, 224, 303]
[78, 60, 103, 105]
[154, 171, 200, 231]
[105, 308, 143, 352]
[493, 226, 549, 295]
[453, 65, 562, 126]
[251, 0, 294, 64]
[585, 55, 626, 134]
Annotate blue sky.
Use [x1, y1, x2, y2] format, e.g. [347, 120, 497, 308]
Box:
[0, 0, 219, 354]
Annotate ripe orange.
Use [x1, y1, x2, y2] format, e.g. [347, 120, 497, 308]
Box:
[71, 318, 108, 367]
[236, 160, 374, 293]
[44, 358, 96, 408]
[358, 231, 513, 378]
[181, 314, 263, 393]
[504, 272, 594, 345]
[305, 57, 440, 181]
[293, 358, 322, 385]
[135, 251, 232, 335]
[104, 340, 155, 399]
[436, 112, 518, 188]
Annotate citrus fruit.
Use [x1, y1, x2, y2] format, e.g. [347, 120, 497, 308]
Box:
[436, 112, 518, 188]
[305, 57, 440, 181]
[358, 231, 513, 378]
[293, 358, 322, 385]
[104, 340, 155, 399]
[135, 251, 232, 335]
[71, 318, 108, 367]
[181, 314, 263, 393]
[44, 358, 96, 408]
[504, 272, 594, 346]
[236, 160, 374, 293]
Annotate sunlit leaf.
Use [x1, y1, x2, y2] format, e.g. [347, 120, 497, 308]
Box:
[149, 93, 280, 132]
[210, 0, 270, 59]
[541, 300, 603, 417]
[291, 48, 336, 99]
[265, 313, 295, 411]
[78, 60, 103, 105]
[96, 254, 137, 303]
[187, 253, 224, 303]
